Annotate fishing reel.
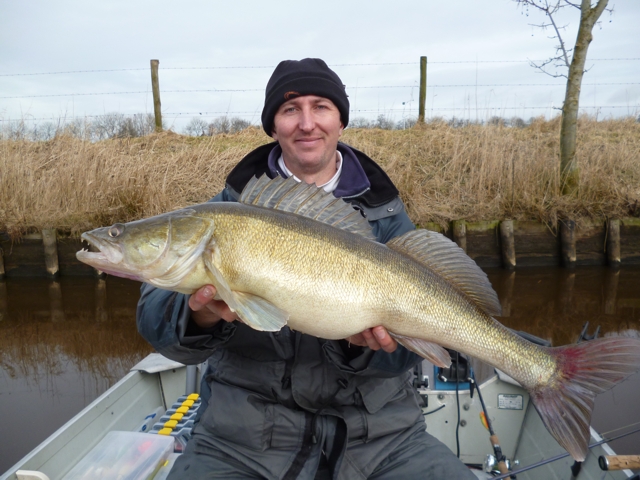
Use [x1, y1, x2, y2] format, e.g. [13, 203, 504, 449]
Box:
[484, 454, 519, 475]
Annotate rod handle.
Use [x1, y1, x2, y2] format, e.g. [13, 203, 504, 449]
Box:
[489, 435, 511, 475]
[496, 461, 510, 475]
[599, 455, 640, 471]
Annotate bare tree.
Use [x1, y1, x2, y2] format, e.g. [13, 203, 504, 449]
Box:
[374, 114, 395, 130]
[184, 118, 210, 136]
[93, 113, 126, 140]
[229, 117, 251, 133]
[515, 0, 611, 194]
[36, 121, 61, 140]
[348, 117, 373, 129]
[396, 117, 418, 130]
[131, 113, 156, 137]
[206, 116, 251, 135]
[208, 116, 232, 135]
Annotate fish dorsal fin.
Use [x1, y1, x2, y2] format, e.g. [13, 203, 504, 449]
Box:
[387, 229, 502, 317]
[240, 175, 377, 241]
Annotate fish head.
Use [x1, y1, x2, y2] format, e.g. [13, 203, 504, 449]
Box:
[77, 208, 215, 288]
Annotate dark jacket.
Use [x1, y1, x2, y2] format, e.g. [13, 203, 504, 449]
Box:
[136, 142, 423, 479]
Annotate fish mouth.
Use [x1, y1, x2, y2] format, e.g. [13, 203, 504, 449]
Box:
[77, 232, 124, 268]
[76, 232, 148, 283]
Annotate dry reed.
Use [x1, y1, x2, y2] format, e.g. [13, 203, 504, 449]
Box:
[0, 309, 152, 381]
[1, 116, 639, 238]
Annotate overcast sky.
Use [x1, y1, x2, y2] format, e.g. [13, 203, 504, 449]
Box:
[1, 0, 638, 132]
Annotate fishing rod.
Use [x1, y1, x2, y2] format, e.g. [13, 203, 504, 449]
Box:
[471, 368, 511, 478]
[492, 425, 640, 480]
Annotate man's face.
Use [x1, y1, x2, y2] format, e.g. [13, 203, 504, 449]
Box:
[272, 95, 344, 179]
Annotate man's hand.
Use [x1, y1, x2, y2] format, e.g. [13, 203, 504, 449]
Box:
[188, 285, 238, 328]
[346, 327, 398, 353]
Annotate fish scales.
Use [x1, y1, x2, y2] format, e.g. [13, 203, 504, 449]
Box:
[189, 202, 557, 389]
[77, 174, 640, 462]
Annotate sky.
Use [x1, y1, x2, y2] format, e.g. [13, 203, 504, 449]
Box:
[1, 0, 638, 133]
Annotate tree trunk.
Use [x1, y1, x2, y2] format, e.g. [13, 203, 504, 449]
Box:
[560, 0, 608, 195]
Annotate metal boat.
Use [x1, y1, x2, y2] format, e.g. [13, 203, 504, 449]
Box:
[1, 353, 637, 480]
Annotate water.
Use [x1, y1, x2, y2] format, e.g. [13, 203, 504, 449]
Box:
[1, 267, 639, 473]
[487, 266, 640, 459]
[0, 277, 152, 473]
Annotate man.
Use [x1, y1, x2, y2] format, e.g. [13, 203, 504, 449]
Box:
[137, 58, 475, 479]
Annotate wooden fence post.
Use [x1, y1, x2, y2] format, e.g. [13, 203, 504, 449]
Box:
[418, 56, 427, 124]
[151, 59, 162, 132]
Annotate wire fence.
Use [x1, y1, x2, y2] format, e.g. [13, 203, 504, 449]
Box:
[1, 58, 639, 139]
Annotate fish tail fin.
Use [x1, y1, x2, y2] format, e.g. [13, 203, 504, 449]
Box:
[530, 336, 640, 461]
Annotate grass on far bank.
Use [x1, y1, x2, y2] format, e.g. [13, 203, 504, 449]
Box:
[1, 116, 639, 239]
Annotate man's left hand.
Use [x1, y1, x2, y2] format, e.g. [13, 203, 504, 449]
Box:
[346, 326, 397, 353]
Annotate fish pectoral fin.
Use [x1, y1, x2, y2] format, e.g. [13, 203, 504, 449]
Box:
[202, 247, 288, 332]
[389, 333, 452, 368]
[232, 291, 289, 332]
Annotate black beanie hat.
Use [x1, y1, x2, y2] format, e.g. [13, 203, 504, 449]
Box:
[261, 58, 349, 135]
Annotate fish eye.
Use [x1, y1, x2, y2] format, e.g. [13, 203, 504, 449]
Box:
[108, 223, 125, 238]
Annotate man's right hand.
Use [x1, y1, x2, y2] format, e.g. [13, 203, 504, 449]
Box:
[188, 285, 238, 328]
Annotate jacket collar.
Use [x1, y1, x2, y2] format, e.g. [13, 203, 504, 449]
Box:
[226, 141, 398, 207]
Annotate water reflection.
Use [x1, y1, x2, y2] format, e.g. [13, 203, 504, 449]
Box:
[0, 276, 152, 473]
[0, 277, 151, 383]
[487, 266, 640, 459]
[1, 267, 639, 473]
[486, 266, 640, 347]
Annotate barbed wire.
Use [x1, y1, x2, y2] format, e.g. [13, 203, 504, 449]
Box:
[0, 89, 261, 99]
[3, 82, 638, 100]
[1, 58, 639, 77]
[3, 104, 637, 123]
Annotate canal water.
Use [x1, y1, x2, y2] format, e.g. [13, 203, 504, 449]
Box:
[1, 267, 639, 474]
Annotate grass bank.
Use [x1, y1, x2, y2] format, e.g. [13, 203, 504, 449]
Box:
[1, 116, 639, 238]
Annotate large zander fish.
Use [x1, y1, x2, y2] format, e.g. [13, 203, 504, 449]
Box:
[77, 174, 640, 461]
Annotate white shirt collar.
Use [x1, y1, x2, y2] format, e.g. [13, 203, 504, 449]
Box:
[277, 151, 343, 193]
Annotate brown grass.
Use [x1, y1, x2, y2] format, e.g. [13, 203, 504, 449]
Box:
[1, 116, 639, 237]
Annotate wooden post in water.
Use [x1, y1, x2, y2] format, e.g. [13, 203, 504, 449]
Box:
[499, 220, 516, 270]
[42, 229, 59, 278]
[560, 220, 576, 268]
[500, 271, 515, 317]
[559, 270, 576, 314]
[151, 59, 162, 132]
[95, 278, 108, 322]
[604, 268, 619, 315]
[418, 56, 427, 124]
[49, 281, 64, 322]
[452, 220, 467, 253]
[606, 219, 621, 268]
[0, 280, 7, 321]
[0, 246, 5, 280]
